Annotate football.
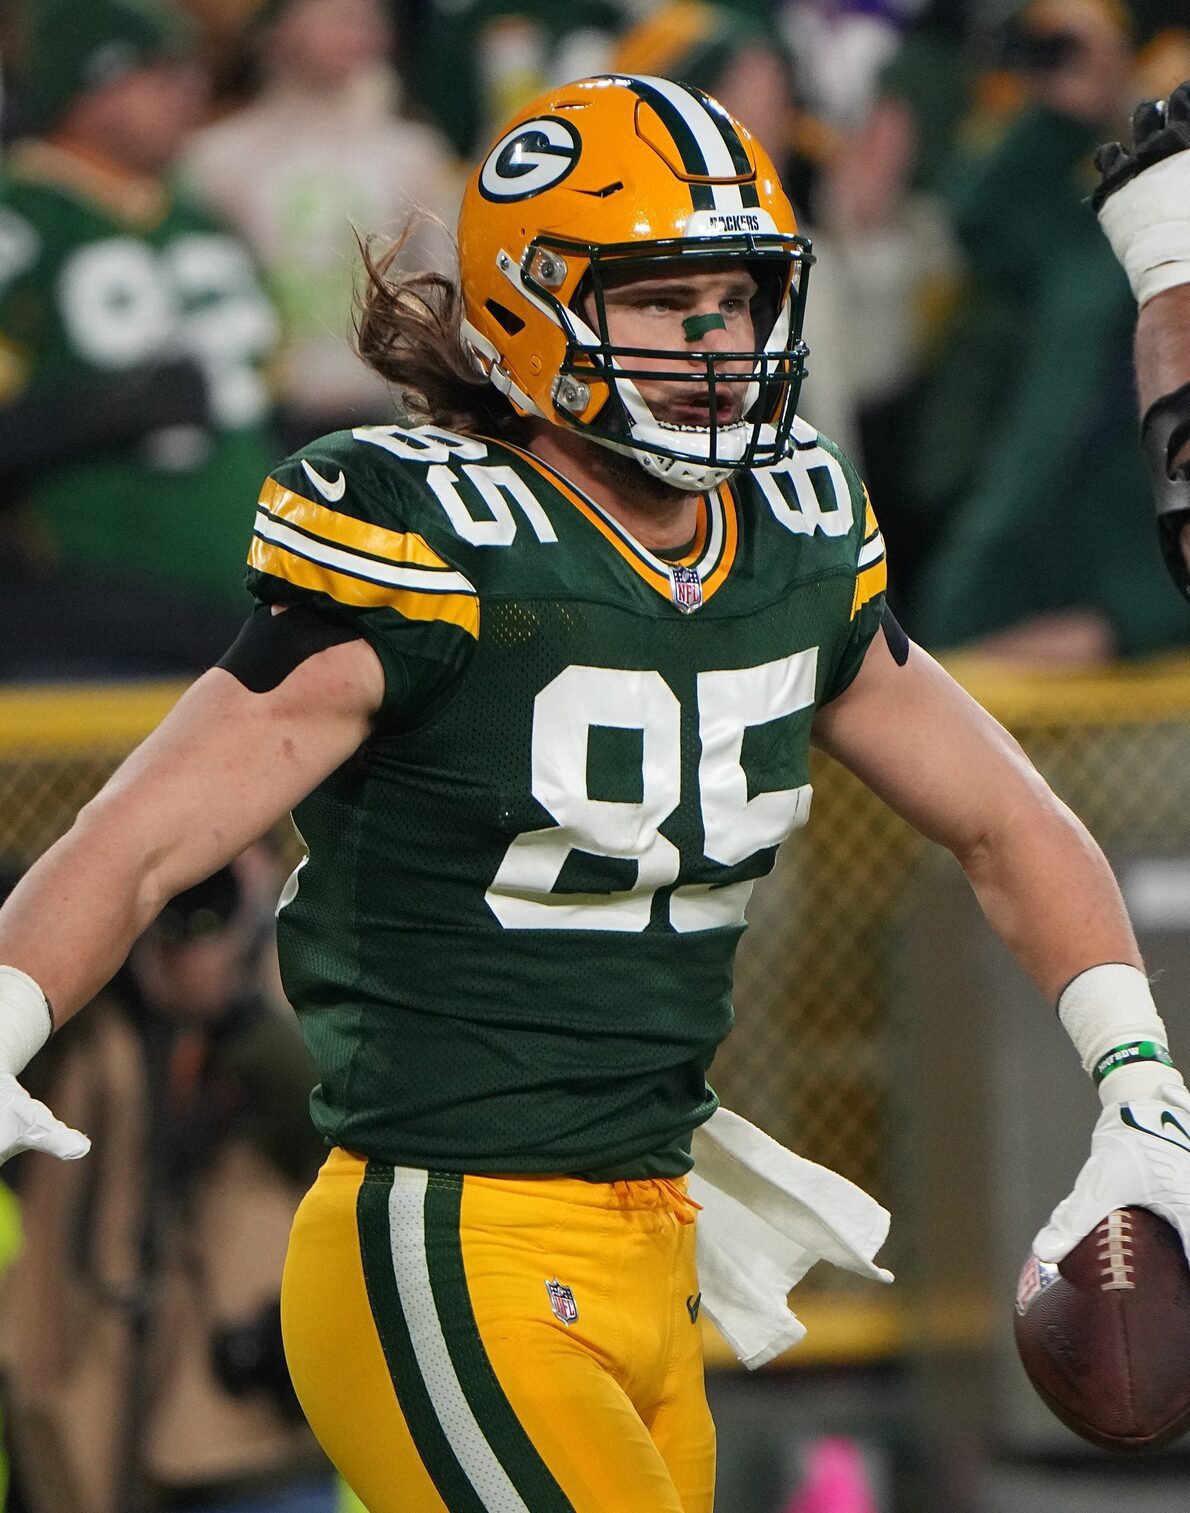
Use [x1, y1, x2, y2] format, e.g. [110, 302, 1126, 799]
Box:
[1013, 1207, 1190, 1452]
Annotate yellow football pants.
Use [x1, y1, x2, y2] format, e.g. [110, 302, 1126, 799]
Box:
[281, 1149, 716, 1513]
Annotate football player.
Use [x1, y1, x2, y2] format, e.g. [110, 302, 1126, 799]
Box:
[1094, 79, 1190, 595]
[0, 75, 1188, 1513]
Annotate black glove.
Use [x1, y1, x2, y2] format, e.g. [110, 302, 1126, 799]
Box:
[1093, 80, 1190, 211]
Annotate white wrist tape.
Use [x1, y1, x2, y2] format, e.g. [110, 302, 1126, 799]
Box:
[1057, 962, 1185, 1105]
[1097, 152, 1190, 308]
[0, 967, 53, 1077]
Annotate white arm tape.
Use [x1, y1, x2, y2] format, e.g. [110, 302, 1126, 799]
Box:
[0, 967, 52, 1077]
[1058, 962, 1185, 1104]
[1097, 151, 1190, 308]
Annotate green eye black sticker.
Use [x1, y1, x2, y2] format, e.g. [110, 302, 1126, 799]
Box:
[479, 117, 582, 202]
[682, 313, 727, 342]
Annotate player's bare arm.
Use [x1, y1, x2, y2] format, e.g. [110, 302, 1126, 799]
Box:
[811, 630, 1140, 1000]
[1135, 287, 1190, 576]
[0, 630, 381, 1021]
[814, 631, 1190, 1278]
[1135, 285, 1190, 423]
[0, 629, 381, 1159]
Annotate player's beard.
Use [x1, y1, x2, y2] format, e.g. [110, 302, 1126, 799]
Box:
[584, 437, 694, 509]
[588, 380, 749, 505]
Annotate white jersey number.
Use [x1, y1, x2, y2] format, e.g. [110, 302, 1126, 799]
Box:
[485, 653, 816, 932]
[58, 233, 277, 429]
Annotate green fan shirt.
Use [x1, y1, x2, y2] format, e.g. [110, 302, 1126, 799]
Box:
[0, 143, 279, 608]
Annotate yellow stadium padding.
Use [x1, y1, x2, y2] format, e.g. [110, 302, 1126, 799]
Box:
[0, 681, 187, 754]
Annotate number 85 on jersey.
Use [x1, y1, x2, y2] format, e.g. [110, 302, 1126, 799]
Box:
[485, 650, 817, 933]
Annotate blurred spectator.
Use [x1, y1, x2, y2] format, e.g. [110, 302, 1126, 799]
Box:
[816, 0, 969, 604]
[0, 0, 280, 681]
[778, 0, 922, 136]
[613, 0, 795, 165]
[1129, 0, 1190, 100]
[186, 0, 461, 449]
[1, 863, 334, 1513]
[612, 0, 865, 457]
[908, 0, 1190, 663]
[412, 0, 626, 161]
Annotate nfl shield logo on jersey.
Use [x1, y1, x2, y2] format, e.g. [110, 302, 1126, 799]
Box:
[669, 565, 703, 614]
[545, 1277, 579, 1325]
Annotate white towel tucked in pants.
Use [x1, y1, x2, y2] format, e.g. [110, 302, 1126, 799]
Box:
[688, 1106, 895, 1370]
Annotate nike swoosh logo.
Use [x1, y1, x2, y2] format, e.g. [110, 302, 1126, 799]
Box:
[301, 459, 346, 503]
[1121, 1105, 1190, 1154]
[686, 1292, 701, 1323]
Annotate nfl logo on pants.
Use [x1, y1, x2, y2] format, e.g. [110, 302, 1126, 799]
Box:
[545, 1278, 579, 1325]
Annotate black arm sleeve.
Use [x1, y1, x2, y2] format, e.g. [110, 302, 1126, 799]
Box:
[217, 604, 361, 693]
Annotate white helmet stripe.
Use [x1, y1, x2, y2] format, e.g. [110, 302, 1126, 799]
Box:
[630, 75, 747, 214]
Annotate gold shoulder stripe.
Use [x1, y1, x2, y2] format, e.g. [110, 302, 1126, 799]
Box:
[248, 536, 479, 639]
[851, 558, 888, 620]
[863, 494, 880, 540]
[857, 530, 885, 570]
[259, 478, 451, 573]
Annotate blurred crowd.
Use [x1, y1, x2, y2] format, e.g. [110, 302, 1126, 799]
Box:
[2, 0, 1190, 677]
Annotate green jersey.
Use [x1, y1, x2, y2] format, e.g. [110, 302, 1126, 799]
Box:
[246, 421, 886, 1177]
[0, 142, 279, 607]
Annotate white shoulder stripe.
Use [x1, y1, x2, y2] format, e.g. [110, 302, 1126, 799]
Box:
[388, 1171, 532, 1513]
[254, 511, 476, 595]
[858, 531, 886, 570]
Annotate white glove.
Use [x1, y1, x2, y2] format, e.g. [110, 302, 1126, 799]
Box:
[1033, 1082, 1190, 1266]
[0, 967, 89, 1166]
[0, 1072, 90, 1165]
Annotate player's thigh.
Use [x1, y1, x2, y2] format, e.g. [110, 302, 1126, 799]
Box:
[281, 1152, 451, 1513]
[454, 1171, 713, 1512]
[282, 1155, 701, 1513]
[644, 1315, 716, 1513]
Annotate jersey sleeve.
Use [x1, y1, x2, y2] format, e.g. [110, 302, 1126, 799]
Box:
[818, 442, 888, 704]
[245, 434, 479, 725]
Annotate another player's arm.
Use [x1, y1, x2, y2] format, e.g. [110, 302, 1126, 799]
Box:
[1136, 285, 1190, 422]
[813, 632, 1190, 1264]
[0, 630, 382, 1158]
[1094, 81, 1190, 590]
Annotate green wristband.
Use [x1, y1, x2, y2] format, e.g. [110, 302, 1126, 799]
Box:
[1092, 1040, 1174, 1086]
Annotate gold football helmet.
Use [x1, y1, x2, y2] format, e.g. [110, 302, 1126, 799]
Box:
[457, 74, 813, 491]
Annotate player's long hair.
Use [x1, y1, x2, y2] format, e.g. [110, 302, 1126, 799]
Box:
[355, 221, 526, 439]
